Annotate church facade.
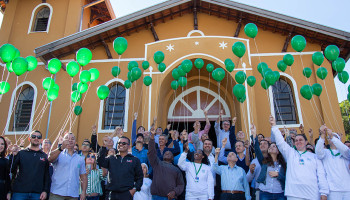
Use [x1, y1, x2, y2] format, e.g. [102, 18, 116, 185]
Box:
[1, 0, 349, 145]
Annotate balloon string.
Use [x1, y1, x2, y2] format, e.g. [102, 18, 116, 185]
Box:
[47, 103, 71, 141]
[322, 79, 342, 133]
[240, 101, 248, 139]
[249, 86, 254, 124]
[71, 82, 92, 130]
[2, 74, 20, 135]
[218, 82, 221, 116]
[154, 73, 160, 120]
[229, 74, 237, 118]
[204, 72, 211, 110]
[223, 71, 229, 105]
[69, 77, 73, 130]
[185, 74, 188, 132]
[137, 74, 144, 114]
[108, 81, 119, 130]
[156, 73, 163, 121]
[0, 65, 5, 83]
[141, 86, 148, 127]
[171, 90, 176, 129]
[132, 80, 137, 122]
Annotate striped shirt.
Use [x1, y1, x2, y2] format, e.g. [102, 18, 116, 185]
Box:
[80, 169, 106, 195]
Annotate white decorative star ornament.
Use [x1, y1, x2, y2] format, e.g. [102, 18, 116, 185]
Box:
[219, 41, 227, 49]
[166, 44, 175, 52]
[195, 41, 199, 45]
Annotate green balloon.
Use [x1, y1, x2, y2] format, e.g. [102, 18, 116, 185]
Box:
[338, 71, 349, 84]
[348, 93, 350, 102]
[131, 67, 142, 80]
[233, 84, 246, 99]
[172, 68, 180, 80]
[235, 71, 246, 84]
[212, 68, 225, 82]
[154, 51, 165, 64]
[127, 71, 135, 82]
[181, 59, 193, 73]
[225, 60, 235, 72]
[12, 57, 28, 76]
[247, 76, 256, 87]
[171, 80, 179, 90]
[96, 85, 109, 100]
[124, 80, 132, 89]
[14, 48, 20, 59]
[273, 71, 280, 82]
[225, 58, 233, 65]
[128, 61, 138, 71]
[72, 82, 78, 91]
[283, 54, 294, 66]
[206, 64, 214, 73]
[312, 52, 324, 66]
[0, 44, 16, 63]
[238, 94, 246, 103]
[79, 70, 91, 83]
[47, 88, 59, 101]
[0, 81, 10, 94]
[6, 62, 13, 73]
[244, 23, 258, 38]
[277, 60, 287, 72]
[52, 83, 60, 91]
[26, 56, 37, 71]
[158, 63, 166, 72]
[300, 85, 313, 100]
[66, 61, 80, 77]
[316, 67, 328, 80]
[264, 71, 275, 85]
[113, 37, 128, 55]
[257, 62, 268, 74]
[48, 58, 61, 75]
[324, 45, 339, 61]
[178, 77, 187, 87]
[71, 91, 82, 102]
[194, 58, 204, 69]
[312, 83, 322, 96]
[142, 61, 150, 70]
[291, 35, 306, 52]
[143, 76, 152, 86]
[77, 82, 88, 93]
[348, 85, 350, 93]
[302, 67, 312, 78]
[111, 66, 121, 77]
[178, 66, 186, 77]
[332, 57, 346, 72]
[261, 79, 270, 90]
[74, 106, 83, 115]
[261, 68, 272, 79]
[89, 68, 99, 82]
[76, 48, 92, 67]
[232, 41, 246, 58]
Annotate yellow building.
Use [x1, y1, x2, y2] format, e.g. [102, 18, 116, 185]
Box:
[1, 0, 349, 146]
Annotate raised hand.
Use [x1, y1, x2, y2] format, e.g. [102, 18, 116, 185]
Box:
[150, 127, 156, 139]
[183, 142, 189, 153]
[308, 128, 313, 139]
[91, 125, 97, 134]
[222, 138, 227, 148]
[250, 124, 257, 138]
[244, 140, 249, 149]
[215, 147, 221, 155]
[134, 112, 138, 120]
[319, 124, 327, 139]
[269, 115, 276, 126]
[299, 124, 305, 134]
[232, 117, 237, 126]
[249, 163, 256, 174]
[326, 128, 333, 140]
[167, 123, 171, 130]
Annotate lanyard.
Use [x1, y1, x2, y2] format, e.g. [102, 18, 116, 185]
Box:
[297, 150, 307, 157]
[329, 148, 340, 156]
[193, 162, 202, 177]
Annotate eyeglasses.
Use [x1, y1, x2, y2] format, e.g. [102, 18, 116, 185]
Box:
[118, 142, 129, 146]
[87, 155, 96, 158]
[82, 143, 90, 147]
[31, 135, 42, 139]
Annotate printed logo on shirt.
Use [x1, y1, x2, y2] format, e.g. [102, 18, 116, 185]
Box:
[127, 159, 133, 163]
[40, 157, 46, 161]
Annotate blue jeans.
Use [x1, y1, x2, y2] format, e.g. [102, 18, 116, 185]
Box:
[86, 196, 100, 200]
[152, 195, 175, 200]
[11, 193, 41, 200]
[260, 191, 286, 200]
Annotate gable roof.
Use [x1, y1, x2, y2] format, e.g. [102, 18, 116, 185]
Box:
[35, 0, 350, 63]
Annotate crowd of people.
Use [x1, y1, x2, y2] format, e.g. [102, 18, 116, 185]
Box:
[0, 110, 350, 200]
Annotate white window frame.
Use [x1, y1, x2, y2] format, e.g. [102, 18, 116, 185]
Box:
[98, 78, 130, 133]
[5, 81, 37, 135]
[268, 72, 303, 128]
[27, 3, 53, 34]
[167, 86, 231, 120]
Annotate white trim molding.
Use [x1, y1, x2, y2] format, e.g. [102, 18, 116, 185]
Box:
[98, 78, 130, 134]
[5, 81, 38, 135]
[268, 72, 303, 128]
[168, 86, 231, 120]
[27, 3, 53, 34]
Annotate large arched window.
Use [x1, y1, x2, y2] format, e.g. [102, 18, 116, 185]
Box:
[103, 83, 126, 129]
[98, 79, 130, 133]
[5, 82, 37, 135]
[271, 79, 298, 125]
[33, 7, 50, 31]
[28, 3, 53, 33]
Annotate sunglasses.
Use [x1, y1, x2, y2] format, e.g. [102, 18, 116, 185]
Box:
[87, 155, 96, 158]
[118, 142, 129, 146]
[31, 135, 42, 139]
[82, 143, 90, 147]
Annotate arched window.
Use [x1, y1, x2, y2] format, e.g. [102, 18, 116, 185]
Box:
[271, 79, 298, 125]
[33, 7, 50, 31]
[103, 83, 126, 130]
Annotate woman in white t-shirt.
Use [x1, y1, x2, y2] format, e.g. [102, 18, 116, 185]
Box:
[134, 163, 152, 200]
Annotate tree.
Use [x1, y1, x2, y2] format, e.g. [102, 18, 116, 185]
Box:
[339, 100, 350, 140]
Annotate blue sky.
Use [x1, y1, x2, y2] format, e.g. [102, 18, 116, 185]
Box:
[110, 0, 350, 103]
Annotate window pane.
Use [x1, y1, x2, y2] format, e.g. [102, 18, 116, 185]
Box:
[103, 84, 126, 129]
[272, 79, 297, 124]
[33, 7, 50, 32]
[13, 87, 34, 131]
